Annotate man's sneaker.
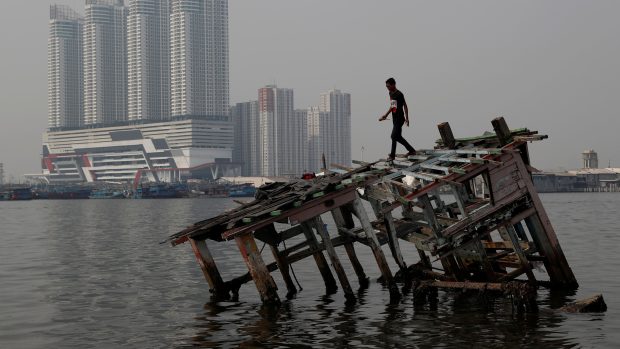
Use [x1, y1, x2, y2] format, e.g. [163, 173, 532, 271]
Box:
[406, 151, 417, 157]
[387, 154, 395, 161]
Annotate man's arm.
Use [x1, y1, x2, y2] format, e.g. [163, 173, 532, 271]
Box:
[379, 107, 391, 121]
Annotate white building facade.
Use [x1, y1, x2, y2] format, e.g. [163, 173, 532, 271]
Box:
[232, 101, 260, 176]
[319, 89, 351, 167]
[42, 119, 235, 183]
[48, 5, 83, 129]
[127, 0, 170, 121]
[170, 0, 229, 118]
[83, 0, 128, 125]
[258, 86, 304, 177]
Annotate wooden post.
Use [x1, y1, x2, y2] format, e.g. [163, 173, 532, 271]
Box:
[234, 233, 280, 304]
[394, 185, 432, 269]
[331, 207, 369, 286]
[301, 222, 338, 294]
[189, 238, 228, 300]
[450, 184, 468, 218]
[351, 198, 399, 298]
[491, 116, 513, 146]
[513, 154, 578, 287]
[419, 194, 443, 240]
[368, 197, 407, 272]
[504, 225, 536, 283]
[312, 217, 355, 301]
[270, 245, 298, 298]
[383, 210, 407, 272]
[438, 122, 457, 149]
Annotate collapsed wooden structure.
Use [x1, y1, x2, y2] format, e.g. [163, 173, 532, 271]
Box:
[166, 117, 579, 308]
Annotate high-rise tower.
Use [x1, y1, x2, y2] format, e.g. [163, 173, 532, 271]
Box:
[170, 0, 229, 118]
[127, 0, 170, 121]
[83, 0, 127, 125]
[258, 85, 297, 176]
[48, 5, 83, 129]
[319, 89, 351, 167]
[205, 0, 229, 118]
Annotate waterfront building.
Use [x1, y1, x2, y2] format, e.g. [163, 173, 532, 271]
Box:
[232, 101, 260, 176]
[306, 106, 329, 172]
[170, 0, 229, 118]
[259, 85, 303, 177]
[0, 162, 4, 185]
[48, 5, 83, 129]
[582, 149, 599, 169]
[205, 0, 230, 118]
[127, 0, 170, 121]
[41, 118, 235, 183]
[83, 0, 128, 125]
[319, 89, 351, 167]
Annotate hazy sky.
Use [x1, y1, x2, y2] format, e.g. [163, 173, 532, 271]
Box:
[1, 1, 619, 179]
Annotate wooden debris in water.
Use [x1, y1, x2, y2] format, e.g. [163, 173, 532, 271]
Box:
[166, 117, 593, 312]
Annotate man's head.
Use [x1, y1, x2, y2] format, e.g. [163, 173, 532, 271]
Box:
[385, 77, 396, 92]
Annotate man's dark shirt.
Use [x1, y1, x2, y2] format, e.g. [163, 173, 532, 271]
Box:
[389, 90, 406, 123]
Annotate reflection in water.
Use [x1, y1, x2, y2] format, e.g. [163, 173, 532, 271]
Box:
[0, 195, 615, 348]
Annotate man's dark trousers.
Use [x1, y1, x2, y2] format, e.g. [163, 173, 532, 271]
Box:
[390, 118, 415, 158]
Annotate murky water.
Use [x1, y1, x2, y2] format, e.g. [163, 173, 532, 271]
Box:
[1, 194, 619, 348]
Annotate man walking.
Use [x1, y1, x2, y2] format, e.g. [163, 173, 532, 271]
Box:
[379, 77, 416, 161]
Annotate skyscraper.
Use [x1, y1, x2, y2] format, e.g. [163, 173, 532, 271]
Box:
[319, 89, 352, 167]
[127, 0, 170, 121]
[232, 101, 260, 176]
[83, 0, 128, 125]
[170, 0, 229, 118]
[48, 5, 83, 129]
[306, 106, 329, 171]
[170, 0, 206, 117]
[259, 85, 301, 177]
[205, 0, 229, 117]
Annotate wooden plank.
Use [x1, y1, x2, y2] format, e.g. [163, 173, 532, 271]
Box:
[312, 217, 355, 301]
[492, 116, 513, 146]
[505, 225, 536, 283]
[234, 233, 280, 304]
[419, 194, 443, 239]
[270, 244, 298, 298]
[351, 198, 398, 297]
[512, 154, 578, 287]
[301, 222, 338, 294]
[189, 238, 227, 299]
[438, 122, 456, 149]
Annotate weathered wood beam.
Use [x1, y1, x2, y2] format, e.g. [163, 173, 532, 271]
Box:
[234, 233, 280, 304]
[189, 238, 228, 300]
[301, 222, 338, 294]
[351, 198, 399, 298]
[331, 207, 369, 286]
[438, 122, 457, 149]
[312, 217, 355, 301]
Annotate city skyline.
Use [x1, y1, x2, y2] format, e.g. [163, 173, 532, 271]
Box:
[1, 1, 620, 177]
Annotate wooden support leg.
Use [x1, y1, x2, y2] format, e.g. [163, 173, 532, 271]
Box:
[189, 238, 228, 300]
[270, 245, 297, 298]
[368, 198, 407, 272]
[301, 222, 338, 294]
[473, 239, 497, 280]
[525, 215, 575, 286]
[384, 211, 407, 271]
[331, 207, 369, 286]
[513, 154, 578, 287]
[393, 186, 432, 269]
[513, 222, 529, 241]
[351, 198, 400, 299]
[505, 225, 536, 283]
[234, 233, 280, 304]
[312, 217, 355, 301]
